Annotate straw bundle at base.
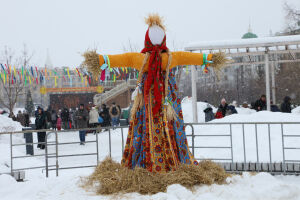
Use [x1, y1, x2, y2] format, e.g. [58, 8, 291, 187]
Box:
[82, 157, 229, 195]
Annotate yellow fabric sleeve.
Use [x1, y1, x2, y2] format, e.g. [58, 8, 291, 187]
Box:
[98, 52, 212, 72]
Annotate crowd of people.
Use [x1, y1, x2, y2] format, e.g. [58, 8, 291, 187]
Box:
[204, 95, 293, 122]
[31, 102, 123, 146]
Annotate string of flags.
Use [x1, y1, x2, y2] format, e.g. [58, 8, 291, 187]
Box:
[0, 64, 204, 87]
[0, 64, 140, 87]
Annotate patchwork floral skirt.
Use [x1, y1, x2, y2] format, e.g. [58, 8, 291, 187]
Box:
[121, 72, 197, 173]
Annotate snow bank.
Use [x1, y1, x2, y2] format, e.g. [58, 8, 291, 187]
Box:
[292, 106, 300, 114]
[181, 97, 300, 123]
[0, 114, 23, 132]
[212, 111, 300, 123]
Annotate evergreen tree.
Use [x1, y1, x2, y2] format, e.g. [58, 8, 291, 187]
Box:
[25, 90, 34, 116]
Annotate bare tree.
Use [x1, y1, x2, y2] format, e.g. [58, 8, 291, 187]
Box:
[283, 2, 300, 34]
[0, 45, 33, 114]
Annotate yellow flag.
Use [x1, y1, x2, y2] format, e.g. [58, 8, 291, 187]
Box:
[85, 76, 87, 86]
[55, 76, 57, 87]
[13, 66, 16, 77]
[67, 68, 70, 79]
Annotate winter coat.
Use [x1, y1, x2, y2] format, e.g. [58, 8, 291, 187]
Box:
[215, 111, 223, 119]
[100, 107, 110, 127]
[61, 109, 70, 122]
[75, 109, 89, 129]
[227, 105, 238, 115]
[109, 105, 120, 118]
[51, 112, 57, 121]
[89, 108, 99, 124]
[281, 96, 291, 113]
[17, 113, 25, 126]
[254, 99, 266, 111]
[35, 112, 47, 130]
[218, 103, 228, 117]
[204, 107, 214, 122]
[271, 105, 280, 112]
[56, 117, 62, 127]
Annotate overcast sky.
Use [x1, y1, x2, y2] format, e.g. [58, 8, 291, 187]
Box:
[0, 0, 299, 68]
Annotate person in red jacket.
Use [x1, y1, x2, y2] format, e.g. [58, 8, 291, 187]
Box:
[215, 108, 224, 119]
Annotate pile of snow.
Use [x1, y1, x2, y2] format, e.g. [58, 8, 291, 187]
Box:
[292, 106, 300, 114]
[212, 111, 300, 123]
[181, 97, 217, 122]
[0, 114, 23, 133]
[1, 172, 300, 200]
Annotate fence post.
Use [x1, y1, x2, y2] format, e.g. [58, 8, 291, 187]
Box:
[268, 124, 272, 172]
[55, 131, 59, 177]
[121, 128, 124, 155]
[96, 130, 99, 164]
[191, 125, 195, 156]
[281, 123, 286, 174]
[255, 124, 259, 163]
[108, 128, 111, 157]
[242, 124, 246, 165]
[45, 133, 49, 178]
[10, 133, 13, 175]
[229, 124, 233, 163]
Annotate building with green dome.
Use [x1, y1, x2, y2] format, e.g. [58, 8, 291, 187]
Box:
[242, 25, 258, 39]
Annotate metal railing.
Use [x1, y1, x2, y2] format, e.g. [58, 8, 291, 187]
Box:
[2, 122, 300, 178]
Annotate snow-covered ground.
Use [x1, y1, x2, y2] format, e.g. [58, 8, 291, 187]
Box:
[1, 100, 300, 199]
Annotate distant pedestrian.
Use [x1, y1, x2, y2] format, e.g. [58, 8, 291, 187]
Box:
[254, 95, 267, 111]
[61, 108, 70, 129]
[215, 108, 224, 119]
[35, 107, 47, 149]
[23, 110, 30, 127]
[56, 115, 62, 131]
[218, 98, 228, 117]
[100, 104, 110, 127]
[51, 110, 58, 130]
[89, 107, 99, 130]
[16, 110, 25, 126]
[109, 102, 120, 127]
[75, 104, 89, 145]
[281, 96, 292, 113]
[203, 104, 214, 122]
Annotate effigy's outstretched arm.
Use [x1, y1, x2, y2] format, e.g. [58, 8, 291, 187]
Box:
[169, 51, 213, 69]
[83, 51, 145, 75]
[98, 53, 145, 71]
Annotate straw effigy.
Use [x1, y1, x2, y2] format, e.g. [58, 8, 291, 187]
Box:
[82, 157, 229, 195]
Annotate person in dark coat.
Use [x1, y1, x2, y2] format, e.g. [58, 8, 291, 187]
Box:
[270, 101, 280, 112]
[61, 108, 70, 129]
[35, 107, 47, 149]
[75, 104, 89, 145]
[51, 110, 58, 130]
[204, 104, 215, 122]
[99, 104, 111, 128]
[218, 98, 228, 117]
[281, 96, 292, 113]
[16, 110, 25, 126]
[254, 95, 267, 111]
[23, 110, 30, 127]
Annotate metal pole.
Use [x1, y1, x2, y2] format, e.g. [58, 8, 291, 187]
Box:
[191, 65, 198, 123]
[271, 61, 276, 104]
[265, 51, 271, 111]
[191, 125, 195, 156]
[255, 124, 259, 163]
[242, 124, 246, 165]
[268, 124, 272, 172]
[55, 131, 58, 177]
[10, 134, 13, 175]
[45, 134, 49, 178]
[281, 123, 286, 174]
[229, 124, 233, 163]
[108, 128, 111, 157]
[121, 128, 124, 154]
[96, 131, 99, 164]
